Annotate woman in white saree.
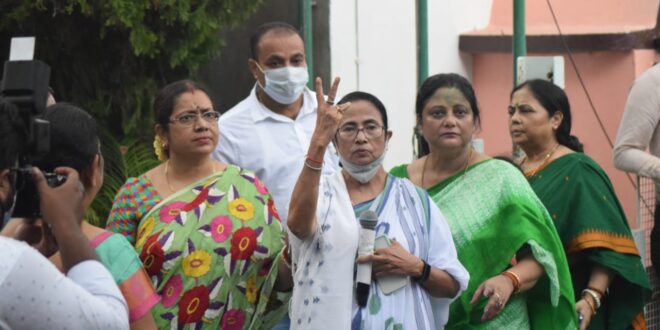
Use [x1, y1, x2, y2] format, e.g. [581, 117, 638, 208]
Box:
[287, 78, 469, 329]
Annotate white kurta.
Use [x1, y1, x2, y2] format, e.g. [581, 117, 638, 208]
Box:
[289, 172, 469, 329]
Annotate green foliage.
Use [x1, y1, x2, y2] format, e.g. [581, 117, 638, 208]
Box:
[0, 0, 263, 225]
[1, 0, 263, 140]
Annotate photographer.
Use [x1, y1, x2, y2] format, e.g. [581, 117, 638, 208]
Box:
[0, 99, 129, 329]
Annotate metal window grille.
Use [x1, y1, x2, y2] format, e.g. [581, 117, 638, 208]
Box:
[638, 175, 658, 327]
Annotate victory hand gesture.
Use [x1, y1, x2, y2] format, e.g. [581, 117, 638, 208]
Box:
[311, 76, 350, 147]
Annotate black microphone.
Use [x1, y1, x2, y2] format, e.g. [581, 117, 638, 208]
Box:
[356, 210, 378, 307]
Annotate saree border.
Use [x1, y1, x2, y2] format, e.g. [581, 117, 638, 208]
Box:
[565, 230, 640, 256]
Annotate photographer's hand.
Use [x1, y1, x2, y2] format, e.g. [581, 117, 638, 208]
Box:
[32, 167, 98, 272]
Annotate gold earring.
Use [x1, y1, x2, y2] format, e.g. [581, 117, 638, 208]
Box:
[154, 135, 168, 162]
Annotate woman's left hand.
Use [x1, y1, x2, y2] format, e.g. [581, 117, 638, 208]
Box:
[576, 299, 594, 330]
[357, 240, 421, 278]
[470, 274, 515, 321]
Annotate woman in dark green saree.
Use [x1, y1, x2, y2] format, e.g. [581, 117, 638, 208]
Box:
[509, 79, 650, 329]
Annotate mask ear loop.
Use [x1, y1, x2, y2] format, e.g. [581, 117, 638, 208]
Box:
[254, 63, 267, 90]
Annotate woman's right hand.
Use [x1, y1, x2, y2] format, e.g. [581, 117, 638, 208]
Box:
[310, 77, 350, 148]
[470, 274, 516, 321]
[33, 167, 85, 233]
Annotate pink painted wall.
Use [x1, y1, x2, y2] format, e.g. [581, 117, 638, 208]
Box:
[472, 50, 657, 227]
[472, 0, 659, 35]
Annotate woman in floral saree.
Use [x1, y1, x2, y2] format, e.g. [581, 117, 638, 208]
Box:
[106, 80, 291, 329]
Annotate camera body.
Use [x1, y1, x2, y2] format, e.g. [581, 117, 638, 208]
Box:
[11, 169, 66, 218]
[1, 43, 60, 218]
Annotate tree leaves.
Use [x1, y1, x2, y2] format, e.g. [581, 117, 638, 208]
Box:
[1, 0, 263, 225]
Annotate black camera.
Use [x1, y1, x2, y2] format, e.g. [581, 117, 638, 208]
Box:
[1, 38, 60, 218]
[10, 168, 67, 218]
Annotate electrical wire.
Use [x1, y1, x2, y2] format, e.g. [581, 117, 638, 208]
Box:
[545, 0, 614, 148]
[545, 0, 646, 204]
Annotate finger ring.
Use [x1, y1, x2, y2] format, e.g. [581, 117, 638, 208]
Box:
[325, 100, 335, 105]
[493, 292, 503, 308]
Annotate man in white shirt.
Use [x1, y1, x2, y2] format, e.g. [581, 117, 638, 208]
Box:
[213, 22, 339, 227]
[0, 100, 128, 329]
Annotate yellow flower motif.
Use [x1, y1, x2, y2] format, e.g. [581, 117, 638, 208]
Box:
[153, 135, 168, 161]
[245, 276, 257, 304]
[182, 250, 212, 278]
[228, 198, 254, 221]
[135, 216, 156, 249]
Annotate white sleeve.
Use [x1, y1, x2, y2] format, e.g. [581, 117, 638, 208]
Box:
[213, 121, 239, 165]
[0, 248, 129, 330]
[613, 70, 660, 180]
[426, 198, 470, 297]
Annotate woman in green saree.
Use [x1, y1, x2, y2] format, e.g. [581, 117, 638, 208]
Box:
[509, 79, 650, 329]
[106, 80, 291, 329]
[391, 73, 577, 329]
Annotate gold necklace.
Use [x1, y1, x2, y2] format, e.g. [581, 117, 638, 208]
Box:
[165, 160, 217, 192]
[421, 147, 473, 189]
[522, 143, 560, 178]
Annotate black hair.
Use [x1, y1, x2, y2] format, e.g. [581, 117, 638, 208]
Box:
[35, 103, 99, 174]
[415, 73, 481, 157]
[493, 155, 523, 173]
[0, 99, 27, 170]
[337, 91, 389, 131]
[250, 22, 303, 60]
[154, 80, 212, 133]
[511, 79, 583, 152]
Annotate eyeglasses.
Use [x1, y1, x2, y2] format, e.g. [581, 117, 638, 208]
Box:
[170, 110, 220, 126]
[337, 123, 385, 139]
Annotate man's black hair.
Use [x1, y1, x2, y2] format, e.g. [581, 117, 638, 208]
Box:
[250, 22, 303, 60]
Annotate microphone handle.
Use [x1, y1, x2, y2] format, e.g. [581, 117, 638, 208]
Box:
[356, 227, 375, 307]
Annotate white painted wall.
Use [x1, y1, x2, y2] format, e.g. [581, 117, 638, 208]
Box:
[329, 0, 493, 169]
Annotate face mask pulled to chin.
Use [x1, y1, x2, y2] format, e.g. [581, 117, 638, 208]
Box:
[339, 152, 386, 184]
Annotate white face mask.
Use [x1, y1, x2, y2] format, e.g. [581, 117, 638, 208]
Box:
[339, 152, 386, 184]
[256, 64, 309, 105]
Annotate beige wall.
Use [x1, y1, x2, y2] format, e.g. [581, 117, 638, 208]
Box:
[472, 50, 658, 227]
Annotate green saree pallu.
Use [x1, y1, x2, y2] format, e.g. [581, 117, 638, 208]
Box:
[391, 159, 577, 329]
[132, 166, 289, 329]
[528, 153, 650, 329]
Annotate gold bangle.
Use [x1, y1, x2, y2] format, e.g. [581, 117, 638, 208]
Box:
[583, 296, 597, 316]
[587, 286, 605, 298]
[501, 270, 521, 293]
[581, 288, 601, 309]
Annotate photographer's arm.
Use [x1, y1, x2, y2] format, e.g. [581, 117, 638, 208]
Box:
[32, 167, 98, 270]
[0, 242, 128, 329]
[0, 167, 129, 329]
